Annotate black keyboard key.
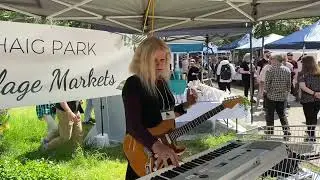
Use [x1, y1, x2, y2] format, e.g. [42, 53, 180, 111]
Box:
[208, 152, 220, 157]
[172, 166, 188, 173]
[181, 164, 193, 169]
[151, 176, 167, 180]
[202, 155, 214, 160]
[199, 156, 211, 161]
[185, 162, 198, 168]
[160, 170, 180, 179]
[192, 159, 206, 164]
[206, 154, 217, 159]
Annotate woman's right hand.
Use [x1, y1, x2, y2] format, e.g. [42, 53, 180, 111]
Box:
[151, 141, 179, 168]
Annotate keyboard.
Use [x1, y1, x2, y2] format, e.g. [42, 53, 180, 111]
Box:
[138, 140, 288, 180]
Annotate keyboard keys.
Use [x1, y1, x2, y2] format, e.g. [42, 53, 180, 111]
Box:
[185, 162, 199, 168]
[151, 175, 167, 180]
[152, 142, 244, 179]
[172, 166, 188, 173]
[160, 170, 180, 178]
[181, 164, 193, 169]
[192, 159, 206, 164]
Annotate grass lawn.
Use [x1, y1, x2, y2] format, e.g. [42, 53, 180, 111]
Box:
[0, 106, 236, 180]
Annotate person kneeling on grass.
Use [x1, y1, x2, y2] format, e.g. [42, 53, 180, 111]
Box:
[42, 101, 83, 151]
[36, 104, 58, 145]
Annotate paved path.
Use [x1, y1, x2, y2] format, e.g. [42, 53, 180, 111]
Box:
[209, 81, 306, 128]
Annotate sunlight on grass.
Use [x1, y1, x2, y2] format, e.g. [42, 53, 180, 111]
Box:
[0, 106, 236, 179]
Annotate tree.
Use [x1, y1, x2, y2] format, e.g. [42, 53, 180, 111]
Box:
[254, 17, 320, 38]
[214, 17, 320, 46]
[0, 10, 91, 28]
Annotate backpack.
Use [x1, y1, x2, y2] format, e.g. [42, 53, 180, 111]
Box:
[220, 64, 232, 80]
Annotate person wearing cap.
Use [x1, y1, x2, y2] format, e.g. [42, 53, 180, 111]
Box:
[257, 50, 271, 75]
[287, 52, 299, 96]
[187, 58, 201, 82]
[257, 50, 271, 105]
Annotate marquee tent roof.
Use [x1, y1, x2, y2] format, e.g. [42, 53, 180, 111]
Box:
[1, 0, 320, 34]
[218, 33, 256, 50]
[265, 20, 320, 49]
[236, 33, 284, 50]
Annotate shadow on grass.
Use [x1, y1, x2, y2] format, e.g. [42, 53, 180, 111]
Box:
[16, 123, 126, 164]
[84, 144, 126, 162]
[17, 143, 77, 163]
[17, 141, 126, 164]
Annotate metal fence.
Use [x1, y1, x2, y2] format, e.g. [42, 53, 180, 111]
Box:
[238, 125, 320, 180]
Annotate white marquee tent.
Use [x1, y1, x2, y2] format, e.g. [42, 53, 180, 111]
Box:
[1, 0, 320, 35]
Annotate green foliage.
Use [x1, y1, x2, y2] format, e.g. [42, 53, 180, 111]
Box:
[254, 18, 320, 38]
[0, 158, 65, 180]
[0, 10, 90, 28]
[0, 109, 9, 124]
[213, 17, 320, 46]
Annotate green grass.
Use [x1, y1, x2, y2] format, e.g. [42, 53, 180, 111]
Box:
[0, 106, 236, 180]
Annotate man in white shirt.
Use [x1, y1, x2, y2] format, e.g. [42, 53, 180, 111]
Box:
[216, 57, 236, 93]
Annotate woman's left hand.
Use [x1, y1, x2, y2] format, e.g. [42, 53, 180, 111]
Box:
[186, 88, 198, 108]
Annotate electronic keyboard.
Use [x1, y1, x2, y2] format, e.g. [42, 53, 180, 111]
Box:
[138, 140, 288, 180]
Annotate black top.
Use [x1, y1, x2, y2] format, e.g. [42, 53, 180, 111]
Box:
[122, 75, 186, 150]
[55, 101, 83, 113]
[289, 61, 298, 69]
[240, 62, 250, 80]
[299, 74, 320, 103]
[187, 66, 201, 82]
[257, 58, 268, 74]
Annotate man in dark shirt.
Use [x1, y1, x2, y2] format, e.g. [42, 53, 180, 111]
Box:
[257, 50, 271, 75]
[187, 59, 201, 82]
[287, 52, 298, 96]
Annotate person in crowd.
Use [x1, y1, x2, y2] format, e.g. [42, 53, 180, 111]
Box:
[36, 104, 58, 145]
[239, 54, 256, 100]
[216, 56, 236, 93]
[83, 98, 96, 125]
[257, 50, 271, 75]
[181, 57, 189, 78]
[286, 52, 299, 98]
[265, 55, 291, 138]
[122, 37, 197, 179]
[283, 54, 295, 108]
[43, 101, 83, 151]
[298, 56, 320, 142]
[258, 60, 271, 109]
[187, 59, 201, 82]
[256, 51, 271, 104]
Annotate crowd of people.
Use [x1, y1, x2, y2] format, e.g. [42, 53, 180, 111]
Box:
[172, 49, 319, 142]
[209, 50, 319, 141]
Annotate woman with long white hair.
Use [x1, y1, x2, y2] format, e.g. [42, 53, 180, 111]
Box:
[122, 37, 197, 179]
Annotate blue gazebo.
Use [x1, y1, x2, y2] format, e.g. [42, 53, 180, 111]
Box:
[266, 20, 320, 49]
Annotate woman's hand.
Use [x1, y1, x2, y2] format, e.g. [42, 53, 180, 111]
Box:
[67, 111, 77, 122]
[151, 141, 179, 168]
[186, 88, 198, 108]
[314, 92, 320, 99]
[67, 111, 80, 122]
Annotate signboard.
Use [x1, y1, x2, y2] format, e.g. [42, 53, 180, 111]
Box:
[0, 21, 133, 108]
